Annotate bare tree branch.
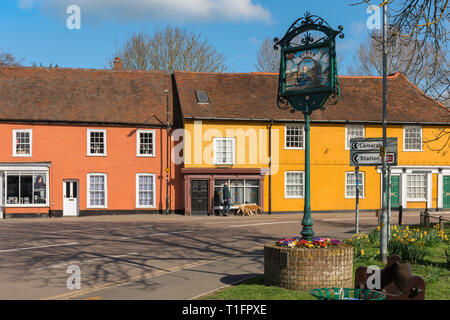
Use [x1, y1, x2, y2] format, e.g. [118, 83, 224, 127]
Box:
[108, 26, 228, 73]
[0, 51, 22, 67]
[255, 37, 280, 73]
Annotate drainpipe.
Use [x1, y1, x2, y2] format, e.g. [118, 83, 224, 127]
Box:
[269, 119, 273, 215]
[165, 89, 170, 215]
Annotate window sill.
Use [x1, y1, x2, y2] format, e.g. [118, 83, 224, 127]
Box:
[12, 154, 32, 157]
[136, 154, 156, 158]
[4, 204, 49, 208]
[86, 154, 107, 157]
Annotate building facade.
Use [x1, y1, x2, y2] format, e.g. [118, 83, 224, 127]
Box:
[0, 66, 448, 218]
[174, 71, 450, 215]
[0, 66, 183, 218]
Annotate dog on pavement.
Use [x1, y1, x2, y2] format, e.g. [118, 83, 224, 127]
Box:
[236, 204, 259, 216]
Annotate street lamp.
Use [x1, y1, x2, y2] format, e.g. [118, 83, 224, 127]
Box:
[274, 12, 344, 241]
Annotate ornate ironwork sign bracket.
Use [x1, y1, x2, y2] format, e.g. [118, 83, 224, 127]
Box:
[274, 12, 344, 113]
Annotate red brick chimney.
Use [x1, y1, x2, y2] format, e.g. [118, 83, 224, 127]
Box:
[113, 57, 123, 70]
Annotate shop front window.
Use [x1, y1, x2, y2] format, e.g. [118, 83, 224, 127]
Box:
[6, 173, 47, 205]
[214, 179, 259, 206]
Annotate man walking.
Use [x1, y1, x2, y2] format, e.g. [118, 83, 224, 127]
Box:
[222, 182, 231, 216]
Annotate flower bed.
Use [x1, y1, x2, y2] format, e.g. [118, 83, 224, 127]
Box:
[264, 242, 353, 291]
[345, 224, 449, 263]
[277, 236, 341, 248]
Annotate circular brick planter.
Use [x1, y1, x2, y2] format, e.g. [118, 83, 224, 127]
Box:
[264, 242, 354, 291]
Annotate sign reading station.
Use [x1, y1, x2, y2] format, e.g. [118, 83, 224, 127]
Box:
[350, 137, 397, 167]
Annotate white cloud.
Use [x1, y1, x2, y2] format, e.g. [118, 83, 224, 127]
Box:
[19, 0, 272, 24]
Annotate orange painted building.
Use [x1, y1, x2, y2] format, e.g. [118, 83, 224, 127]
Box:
[0, 65, 183, 218]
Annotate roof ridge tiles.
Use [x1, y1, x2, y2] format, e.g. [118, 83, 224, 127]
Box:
[0, 65, 168, 74]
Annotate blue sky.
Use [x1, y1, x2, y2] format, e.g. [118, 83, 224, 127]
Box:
[1, 0, 375, 74]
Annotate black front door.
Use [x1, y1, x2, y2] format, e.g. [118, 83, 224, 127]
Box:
[191, 180, 208, 215]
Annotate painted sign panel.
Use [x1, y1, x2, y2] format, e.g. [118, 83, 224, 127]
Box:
[285, 47, 330, 92]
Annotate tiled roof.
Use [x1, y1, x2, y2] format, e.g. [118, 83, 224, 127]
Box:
[0, 66, 175, 127]
[1, 67, 447, 126]
[174, 71, 449, 124]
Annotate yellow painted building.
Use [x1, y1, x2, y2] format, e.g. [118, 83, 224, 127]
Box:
[174, 71, 450, 215]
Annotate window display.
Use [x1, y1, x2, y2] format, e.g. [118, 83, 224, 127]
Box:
[6, 173, 47, 205]
[214, 179, 259, 206]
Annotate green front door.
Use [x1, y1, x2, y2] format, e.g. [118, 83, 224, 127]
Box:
[444, 176, 450, 209]
[390, 175, 400, 208]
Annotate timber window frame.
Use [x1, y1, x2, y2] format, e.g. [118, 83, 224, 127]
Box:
[345, 125, 365, 150]
[406, 173, 427, 201]
[87, 129, 107, 156]
[284, 171, 305, 199]
[403, 126, 423, 151]
[284, 124, 305, 150]
[13, 129, 32, 157]
[213, 137, 236, 165]
[345, 171, 365, 199]
[136, 173, 156, 208]
[136, 129, 156, 157]
[87, 173, 107, 208]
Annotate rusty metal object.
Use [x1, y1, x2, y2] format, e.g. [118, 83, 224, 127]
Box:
[355, 254, 426, 300]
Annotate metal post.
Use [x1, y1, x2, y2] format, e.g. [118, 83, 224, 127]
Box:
[387, 166, 391, 240]
[380, 2, 388, 263]
[355, 166, 360, 234]
[301, 111, 314, 241]
[269, 120, 273, 215]
[424, 210, 430, 227]
[398, 205, 403, 225]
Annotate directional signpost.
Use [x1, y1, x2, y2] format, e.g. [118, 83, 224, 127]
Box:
[350, 138, 397, 167]
[350, 137, 398, 234]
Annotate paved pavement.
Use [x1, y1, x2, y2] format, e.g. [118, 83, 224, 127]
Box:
[0, 210, 447, 300]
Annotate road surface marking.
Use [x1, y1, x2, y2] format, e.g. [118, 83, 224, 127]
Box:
[35, 252, 140, 271]
[120, 230, 193, 240]
[229, 221, 299, 228]
[204, 220, 275, 225]
[46, 225, 157, 234]
[83, 296, 102, 300]
[0, 242, 78, 254]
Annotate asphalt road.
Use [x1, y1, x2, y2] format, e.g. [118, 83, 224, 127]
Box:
[0, 210, 445, 300]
